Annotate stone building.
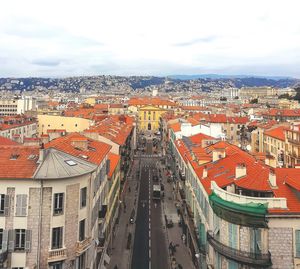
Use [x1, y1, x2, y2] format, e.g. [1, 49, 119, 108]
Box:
[0, 133, 120, 269]
[171, 136, 300, 269]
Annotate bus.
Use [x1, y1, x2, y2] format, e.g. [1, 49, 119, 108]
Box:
[153, 184, 161, 200]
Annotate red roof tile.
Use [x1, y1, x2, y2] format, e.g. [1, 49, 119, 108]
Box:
[0, 146, 39, 178]
[45, 133, 111, 165]
[108, 153, 120, 178]
[264, 126, 286, 141]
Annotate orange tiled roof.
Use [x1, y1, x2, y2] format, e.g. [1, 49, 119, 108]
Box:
[84, 115, 134, 145]
[264, 126, 286, 141]
[128, 97, 177, 107]
[169, 122, 181, 132]
[0, 145, 39, 178]
[263, 109, 300, 117]
[0, 136, 19, 145]
[108, 153, 120, 178]
[45, 133, 111, 165]
[175, 139, 300, 214]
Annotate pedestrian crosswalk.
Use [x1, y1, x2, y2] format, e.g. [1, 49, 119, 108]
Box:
[138, 154, 162, 158]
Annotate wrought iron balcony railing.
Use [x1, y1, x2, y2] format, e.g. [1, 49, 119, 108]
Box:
[207, 231, 272, 267]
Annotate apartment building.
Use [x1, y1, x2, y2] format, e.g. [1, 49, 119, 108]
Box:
[263, 126, 286, 167]
[171, 135, 300, 269]
[0, 133, 121, 269]
[285, 124, 300, 168]
[0, 116, 37, 143]
[0, 96, 37, 116]
[84, 115, 136, 182]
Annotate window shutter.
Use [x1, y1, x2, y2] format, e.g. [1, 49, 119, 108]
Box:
[4, 195, 10, 216]
[22, 195, 27, 216]
[255, 229, 262, 253]
[228, 223, 237, 248]
[16, 195, 22, 216]
[8, 229, 15, 252]
[59, 227, 63, 248]
[2, 230, 8, 251]
[295, 230, 300, 257]
[250, 229, 255, 253]
[25, 230, 32, 252]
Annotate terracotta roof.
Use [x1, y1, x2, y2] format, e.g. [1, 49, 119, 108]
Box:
[264, 126, 286, 141]
[108, 153, 120, 178]
[45, 133, 111, 165]
[47, 129, 66, 133]
[189, 133, 215, 144]
[263, 109, 300, 117]
[175, 139, 300, 214]
[169, 122, 181, 132]
[0, 136, 19, 145]
[128, 97, 177, 107]
[0, 145, 39, 178]
[85, 115, 134, 145]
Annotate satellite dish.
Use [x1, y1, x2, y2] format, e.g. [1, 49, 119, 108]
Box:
[246, 145, 252, 151]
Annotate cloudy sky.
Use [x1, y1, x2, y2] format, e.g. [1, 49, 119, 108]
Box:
[1, 0, 300, 77]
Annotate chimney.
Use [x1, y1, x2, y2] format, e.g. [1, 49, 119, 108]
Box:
[269, 168, 277, 188]
[38, 143, 46, 163]
[71, 137, 88, 151]
[212, 148, 226, 162]
[235, 163, 246, 179]
[203, 165, 208, 178]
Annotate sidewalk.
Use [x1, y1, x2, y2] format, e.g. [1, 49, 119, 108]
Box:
[108, 159, 140, 269]
[160, 162, 196, 269]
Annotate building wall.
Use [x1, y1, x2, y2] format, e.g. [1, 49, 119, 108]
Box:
[37, 114, 93, 135]
[138, 106, 167, 132]
[0, 122, 37, 143]
[0, 154, 115, 269]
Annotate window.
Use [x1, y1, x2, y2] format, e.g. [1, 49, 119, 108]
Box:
[77, 253, 86, 269]
[53, 193, 64, 215]
[228, 223, 237, 249]
[52, 227, 63, 249]
[79, 219, 85, 241]
[16, 194, 27, 216]
[80, 187, 87, 208]
[75, 124, 78, 127]
[15, 229, 26, 250]
[296, 230, 300, 257]
[0, 194, 4, 215]
[228, 260, 238, 269]
[250, 229, 261, 254]
[49, 262, 63, 269]
[65, 160, 77, 166]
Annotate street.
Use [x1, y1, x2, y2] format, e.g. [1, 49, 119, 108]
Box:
[132, 135, 169, 269]
[108, 135, 194, 269]
[131, 157, 169, 269]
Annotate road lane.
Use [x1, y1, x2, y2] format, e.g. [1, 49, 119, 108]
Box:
[131, 164, 150, 269]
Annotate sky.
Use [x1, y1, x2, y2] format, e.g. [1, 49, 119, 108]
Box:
[1, 0, 300, 78]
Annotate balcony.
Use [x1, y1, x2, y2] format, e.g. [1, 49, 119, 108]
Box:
[207, 231, 272, 267]
[48, 248, 67, 262]
[288, 137, 300, 145]
[76, 237, 92, 255]
[211, 181, 287, 209]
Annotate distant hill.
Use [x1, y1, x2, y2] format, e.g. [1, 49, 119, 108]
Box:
[169, 74, 298, 88]
[169, 74, 293, 80]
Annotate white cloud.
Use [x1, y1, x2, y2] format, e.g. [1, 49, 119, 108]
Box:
[0, 0, 300, 77]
